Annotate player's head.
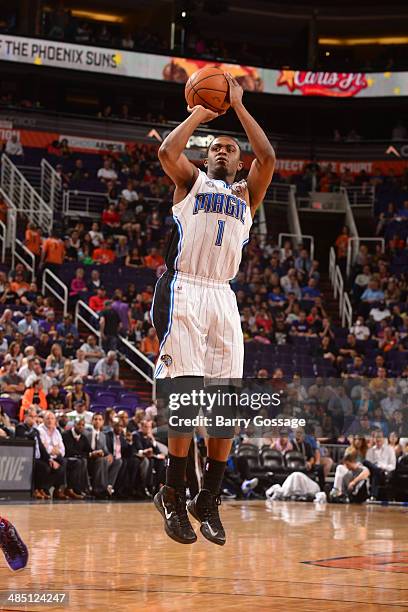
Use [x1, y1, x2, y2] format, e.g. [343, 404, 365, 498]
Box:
[204, 136, 243, 182]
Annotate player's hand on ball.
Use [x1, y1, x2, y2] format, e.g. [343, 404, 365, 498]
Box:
[225, 72, 243, 108]
[187, 105, 223, 123]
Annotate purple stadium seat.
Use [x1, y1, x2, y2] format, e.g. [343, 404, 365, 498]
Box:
[0, 398, 19, 420]
[95, 392, 117, 406]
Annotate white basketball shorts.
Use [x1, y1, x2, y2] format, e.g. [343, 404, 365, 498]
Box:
[151, 271, 244, 379]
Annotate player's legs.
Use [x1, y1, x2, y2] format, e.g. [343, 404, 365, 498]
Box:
[188, 287, 243, 545]
[151, 271, 207, 543]
[0, 516, 28, 571]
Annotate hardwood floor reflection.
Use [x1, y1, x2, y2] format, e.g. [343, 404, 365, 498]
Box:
[1, 500, 408, 611]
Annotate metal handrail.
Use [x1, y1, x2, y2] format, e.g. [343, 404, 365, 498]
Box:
[345, 185, 375, 209]
[346, 236, 385, 277]
[0, 220, 6, 263]
[13, 239, 36, 282]
[42, 268, 68, 316]
[1, 155, 53, 233]
[75, 300, 155, 397]
[342, 292, 353, 328]
[75, 299, 100, 336]
[278, 232, 315, 261]
[41, 158, 62, 209]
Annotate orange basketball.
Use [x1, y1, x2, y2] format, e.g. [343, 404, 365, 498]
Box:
[185, 66, 230, 113]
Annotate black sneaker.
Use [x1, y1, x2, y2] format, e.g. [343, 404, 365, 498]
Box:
[154, 485, 197, 544]
[187, 489, 226, 546]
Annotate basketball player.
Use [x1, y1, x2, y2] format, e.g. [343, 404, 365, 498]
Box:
[152, 73, 275, 545]
[0, 516, 28, 571]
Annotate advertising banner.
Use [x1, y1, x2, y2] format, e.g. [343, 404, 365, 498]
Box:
[0, 442, 34, 491]
[0, 35, 408, 98]
[1, 127, 407, 176]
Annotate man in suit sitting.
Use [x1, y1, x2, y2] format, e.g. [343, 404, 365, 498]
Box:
[62, 417, 93, 499]
[105, 418, 133, 498]
[15, 408, 55, 500]
[132, 419, 166, 495]
[84, 412, 122, 497]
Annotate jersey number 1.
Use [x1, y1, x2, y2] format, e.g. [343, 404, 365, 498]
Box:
[215, 220, 225, 246]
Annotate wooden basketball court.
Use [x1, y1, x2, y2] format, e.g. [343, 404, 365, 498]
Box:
[1, 500, 407, 611]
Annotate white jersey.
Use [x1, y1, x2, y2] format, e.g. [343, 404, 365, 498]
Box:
[166, 170, 252, 282]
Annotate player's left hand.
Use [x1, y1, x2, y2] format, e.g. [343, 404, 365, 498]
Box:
[225, 72, 243, 108]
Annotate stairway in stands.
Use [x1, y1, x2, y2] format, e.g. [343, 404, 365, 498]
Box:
[319, 272, 341, 325]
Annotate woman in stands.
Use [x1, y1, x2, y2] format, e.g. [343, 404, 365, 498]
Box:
[5, 341, 23, 368]
[0, 309, 17, 336]
[46, 343, 66, 381]
[388, 432, 403, 459]
[125, 247, 145, 269]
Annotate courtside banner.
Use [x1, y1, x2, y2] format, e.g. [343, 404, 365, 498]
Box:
[0, 442, 34, 491]
[0, 35, 408, 98]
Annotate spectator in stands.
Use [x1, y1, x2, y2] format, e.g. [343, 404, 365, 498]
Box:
[89, 287, 107, 313]
[295, 248, 312, 278]
[140, 327, 159, 361]
[335, 225, 350, 267]
[281, 269, 301, 299]
[93, 351, 120, 383]
[65, 379, 89, 413]
[0, 309, 17, 336]
[18, 311, 39, 338]
[66, 399, 93, 426]
[369, 301, 391, 323]
[102, 204, 121, 234]
[93, 240, 116, 264]
[80, 334, 105, 368]
[365, 431, 397, 499]
[112, 291, 131, 336]
[89, 224, 104, 250]
[41, 229, 65, 273]
[125, 247, 145, 269]
[0, 358, 24, 401]
[24, 223, 42, 261]
[45, 343, 65, 381]
[5, 134, 23, 157]
[380, 387, 402, 418]
[69, 159, 89, 183]
[121, 179, 139, 203]
[350, 316, 370, 341]
[20, 377, 47, 420]
[144, 246, 164, 271]
[97, 159, 118, 182]
[99, 300, 121, 352]
[69, 268, 88, 301]
[37, 411, 68, 500]
[56, 313, 79, 339]
[301, 278, 321, 302]
[71, 351, 90, 379]
[46, 382, 65, 412]
[62, 417, 92, 498]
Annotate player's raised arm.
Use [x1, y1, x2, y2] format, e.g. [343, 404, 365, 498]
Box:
[158, 106, 221, 198]
[225, 73, 275, 214]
